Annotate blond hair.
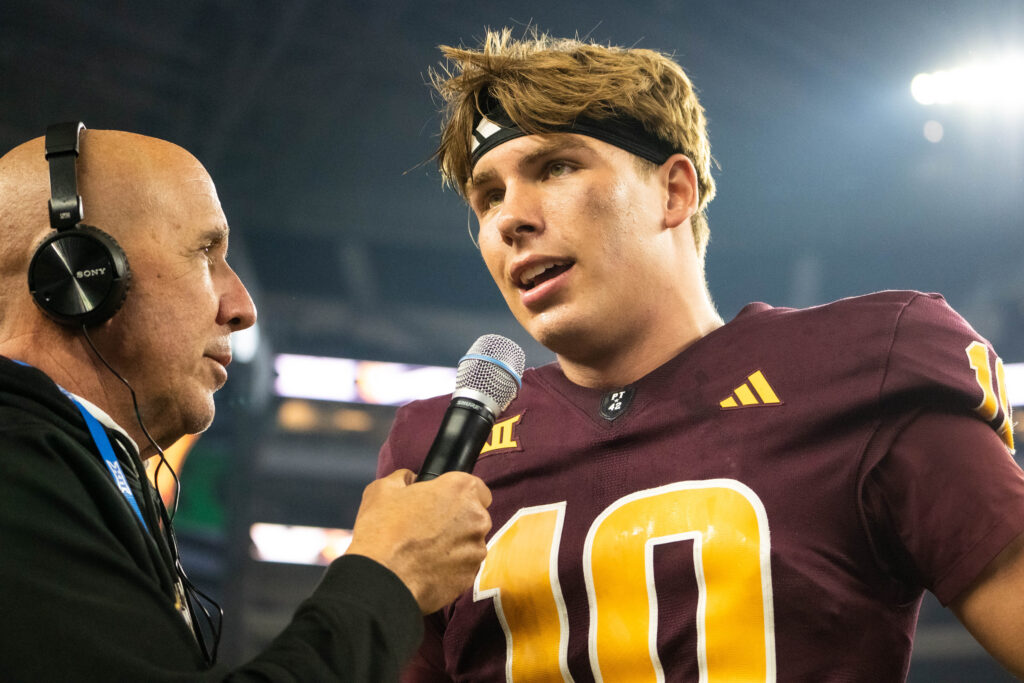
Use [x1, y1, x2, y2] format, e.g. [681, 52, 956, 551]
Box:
[431, 27, 716, 260]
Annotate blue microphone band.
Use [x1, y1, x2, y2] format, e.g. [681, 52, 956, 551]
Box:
[459, 352, 523, 388]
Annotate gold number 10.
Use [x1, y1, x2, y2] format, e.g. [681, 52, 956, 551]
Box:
[966, 341, 1015, 450]
[474, 480, 776, 682]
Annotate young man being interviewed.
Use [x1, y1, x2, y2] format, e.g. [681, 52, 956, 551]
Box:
[377, 28, 1024, 682]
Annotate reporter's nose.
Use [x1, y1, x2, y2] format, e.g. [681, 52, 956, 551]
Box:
[219, 265, 257, 331]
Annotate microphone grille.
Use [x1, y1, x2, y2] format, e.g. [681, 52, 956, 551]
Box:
[456, 334, 526, 412]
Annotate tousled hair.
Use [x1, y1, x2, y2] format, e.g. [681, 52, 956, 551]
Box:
[431, 27, 717, 260]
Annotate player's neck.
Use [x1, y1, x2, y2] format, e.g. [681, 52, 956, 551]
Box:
[558, 298, 723, 390]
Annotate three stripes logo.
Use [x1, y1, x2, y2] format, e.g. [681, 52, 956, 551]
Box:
[720, 370, 782, 409]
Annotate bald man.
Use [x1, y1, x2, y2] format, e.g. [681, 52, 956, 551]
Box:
[0, 126, 492, 681]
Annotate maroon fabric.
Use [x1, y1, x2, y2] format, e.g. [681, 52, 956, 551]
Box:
[378, 291, 1024, 682]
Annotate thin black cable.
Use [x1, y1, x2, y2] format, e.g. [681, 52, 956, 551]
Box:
[155, 492, 224, 664]
[154, 450, 182, 521]
[80, 325, 182, 518]
[81, 324, 223, 664]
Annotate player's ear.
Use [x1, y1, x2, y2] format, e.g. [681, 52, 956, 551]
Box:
[661, 153, 699, 230]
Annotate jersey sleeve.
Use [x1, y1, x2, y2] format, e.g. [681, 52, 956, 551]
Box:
[862, 293, 1024, 605]
[377, 404, 417, 478]
[863, 411, 1024, 605]
[377, 398, 450, 479]
[881, 292, 1014, 452]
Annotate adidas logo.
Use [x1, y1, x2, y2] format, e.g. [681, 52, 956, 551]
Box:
[720, 370, 782, 409]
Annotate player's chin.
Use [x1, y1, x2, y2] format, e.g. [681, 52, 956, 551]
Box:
[527, 317, 589, 357]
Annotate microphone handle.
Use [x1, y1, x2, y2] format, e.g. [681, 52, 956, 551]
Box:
[416, 397, 495, 481]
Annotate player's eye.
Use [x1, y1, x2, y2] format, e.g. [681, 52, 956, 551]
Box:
[474, 189, 503, 213]
[485, 190, 504, 210]
[547, 161, 574, 178]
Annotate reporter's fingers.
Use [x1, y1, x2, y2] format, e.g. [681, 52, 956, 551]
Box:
[377, 468, 414, 487]
[431, 471, 493, 508]
[362, 470, 405, 500]
[441, 474, 492, 537]
[472, 476, 492, 508]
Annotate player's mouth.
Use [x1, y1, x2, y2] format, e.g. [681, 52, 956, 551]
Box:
[516, 260, 574, 291]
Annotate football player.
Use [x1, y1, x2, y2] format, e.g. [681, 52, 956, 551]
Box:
[377, 28, 1024, 681]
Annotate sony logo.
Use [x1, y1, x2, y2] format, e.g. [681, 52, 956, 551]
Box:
[75, 268, 107, 279]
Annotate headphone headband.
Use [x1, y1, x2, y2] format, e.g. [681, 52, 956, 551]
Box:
[45, 121, 86, 230]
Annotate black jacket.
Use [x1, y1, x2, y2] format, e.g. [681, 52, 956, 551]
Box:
[0, 356, 422, 681]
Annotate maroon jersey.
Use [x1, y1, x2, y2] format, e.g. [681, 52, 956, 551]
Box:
[377, 291, 1022, 682]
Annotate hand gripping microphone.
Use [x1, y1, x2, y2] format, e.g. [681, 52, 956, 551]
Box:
[416, 334, 525, 482]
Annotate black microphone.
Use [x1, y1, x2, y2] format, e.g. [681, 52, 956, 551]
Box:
[416, 334, 525, 482]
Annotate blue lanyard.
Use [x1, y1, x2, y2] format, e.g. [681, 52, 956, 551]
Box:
[67, 396, 149, 532]
[13, 361, 149, 531]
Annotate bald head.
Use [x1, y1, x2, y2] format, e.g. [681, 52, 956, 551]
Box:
[0, 129, 222, 332]
[0, 127, 255, 450]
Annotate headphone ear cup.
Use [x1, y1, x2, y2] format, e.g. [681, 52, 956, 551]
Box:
[28, 224, 131, 326]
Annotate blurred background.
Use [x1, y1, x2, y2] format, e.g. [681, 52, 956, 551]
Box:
[2, 0, 1022, 678]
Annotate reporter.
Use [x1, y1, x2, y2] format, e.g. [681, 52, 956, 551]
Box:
[0, 125, 490, 681]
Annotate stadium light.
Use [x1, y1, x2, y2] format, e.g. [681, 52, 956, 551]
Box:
[230, 322, 261, 363]
[911, 54, 1024, 110]
[273, 353, 456, 405]
[1007, 362, 1024, 408]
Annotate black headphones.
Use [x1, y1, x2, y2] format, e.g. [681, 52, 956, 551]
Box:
[28, 121, 131, 327]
